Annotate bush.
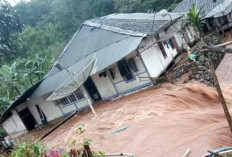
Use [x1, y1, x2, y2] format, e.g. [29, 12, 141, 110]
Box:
[11, 142, 46, 157]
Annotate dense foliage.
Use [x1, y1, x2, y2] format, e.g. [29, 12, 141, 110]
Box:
[0, 0, 23, 62]
[0, 0, 182, 128]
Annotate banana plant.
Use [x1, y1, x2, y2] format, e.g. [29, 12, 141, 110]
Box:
[187, 3, 205, 39]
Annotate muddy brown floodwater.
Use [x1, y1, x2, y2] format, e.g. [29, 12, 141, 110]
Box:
[42, 81, 232, 157]
[42, 37, 232, 156]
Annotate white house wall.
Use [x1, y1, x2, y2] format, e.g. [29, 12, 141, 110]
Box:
[26, 96, 63, 123]
[2, 110, 27, 138]
[91, 52, 151, 100]
[174, 33, 185, 50]
[91, 72, 118, 99]
[139, 37, 175, 78]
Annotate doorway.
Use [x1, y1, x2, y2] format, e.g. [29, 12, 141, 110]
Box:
[35, 105, 47, 124]
[18, 107, 36, 131]
[84, 77, 101, 102]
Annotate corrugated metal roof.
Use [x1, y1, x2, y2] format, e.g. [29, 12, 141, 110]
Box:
[31, 13, 184, 98]
[173, 0, 226, 17]
[86, 13, 184, 35]
[31, 26, 143, 98]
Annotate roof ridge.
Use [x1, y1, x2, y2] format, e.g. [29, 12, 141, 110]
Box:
[83, 20, 147, 37]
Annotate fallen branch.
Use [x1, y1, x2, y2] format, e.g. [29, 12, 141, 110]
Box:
[214, 41, 232, 48]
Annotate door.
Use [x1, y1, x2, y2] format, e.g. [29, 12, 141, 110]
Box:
[18, 107, 36, 131]
[84, 77, 101, 102]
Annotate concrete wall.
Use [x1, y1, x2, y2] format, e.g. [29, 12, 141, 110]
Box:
[26, 96, 63, 123]
[92, 51, 152, 100]
[138, 37, 177, 78]
[91, 72, 118, 99]
[2, 110, 27, 138]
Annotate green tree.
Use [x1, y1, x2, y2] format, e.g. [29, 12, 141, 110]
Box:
[15, 0, 51, 27]
[0, 0, 23, 62]
[114, 0, 182, 13]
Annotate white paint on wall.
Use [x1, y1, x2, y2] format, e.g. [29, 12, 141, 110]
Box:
[2, 110, 27, 138]
[174, 33, 184, 50]
[26, 96, 63, 123]
[139, 37, 175, 78]
[92, 51, 151, 99]
[60, 104, 77, 114]
[91, 72, 117, 99]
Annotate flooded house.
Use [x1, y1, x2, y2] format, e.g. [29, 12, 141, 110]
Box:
[0, 12, 197, 138]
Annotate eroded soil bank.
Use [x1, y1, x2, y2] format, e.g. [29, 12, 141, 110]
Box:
[42, 82, 232, 157]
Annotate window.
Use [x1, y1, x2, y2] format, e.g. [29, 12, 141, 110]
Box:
[98, 71, 107, 78]
[168, 39, 175, 49]
[68, 94, 77, 103]
[61, 97, 70, 105]
[55, 97, 70, 106]
[158, 42, 167, 59]
[74, 89, 84, 100]
[55, 89, 84, 106]
[117, 59, 135, 82]
[128, 58, 138, 72]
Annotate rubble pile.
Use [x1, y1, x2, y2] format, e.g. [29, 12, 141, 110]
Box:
[175, 64, 191, 78]
[171, 50, 225, 86]
[189, 50, 225, 86]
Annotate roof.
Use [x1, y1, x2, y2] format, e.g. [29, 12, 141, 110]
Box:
[86, 13, 184, 35]
[31, 13, 184, 98]
[173, 0, 226, 17]
[0, 81, 42, 124]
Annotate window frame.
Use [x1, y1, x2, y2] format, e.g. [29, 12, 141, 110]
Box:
[55, 89, 85, 107]
[158, 42, 168, 59]
[117, 59, 136, 83]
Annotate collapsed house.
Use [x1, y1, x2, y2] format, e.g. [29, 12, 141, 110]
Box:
[173, 0, 232, 33]
[0, 12, 197, 138]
